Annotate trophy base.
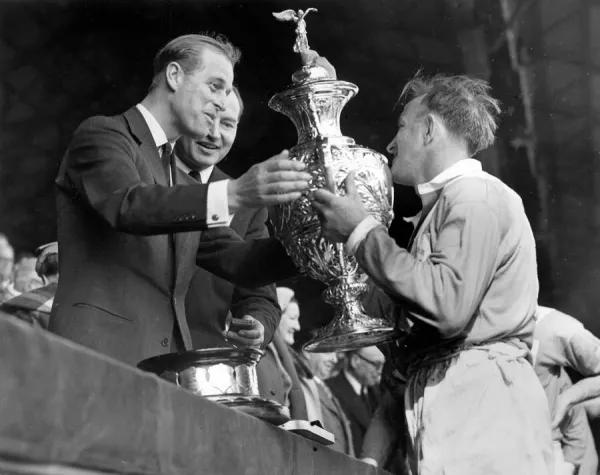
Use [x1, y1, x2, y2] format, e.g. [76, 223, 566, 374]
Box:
[303, 325, 398, 353]
[211, 395, 291, 425]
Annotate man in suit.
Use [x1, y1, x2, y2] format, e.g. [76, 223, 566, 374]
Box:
[327, 346, 384, 456]
[50, 34, 311, 366]
[176, 86, 279, 350]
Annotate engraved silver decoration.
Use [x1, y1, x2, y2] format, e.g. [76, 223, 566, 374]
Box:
[138, 348, 290, 425]
[270, 9, 397, 352]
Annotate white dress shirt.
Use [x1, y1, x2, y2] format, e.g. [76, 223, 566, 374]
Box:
[135, 103, 230, 228]
[176, 158, 214, 184]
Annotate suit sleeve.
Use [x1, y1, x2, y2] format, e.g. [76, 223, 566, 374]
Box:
[229, 207, 282, 347]
[61, 116, 215, 234]
[195, 226, 299, 288]
[355, 202, 501, 337]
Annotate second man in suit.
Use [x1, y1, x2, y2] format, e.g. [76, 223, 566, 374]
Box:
[175, 86, 280, 350]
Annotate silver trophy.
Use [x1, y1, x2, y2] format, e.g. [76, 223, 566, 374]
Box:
[270, 9, 397, 352]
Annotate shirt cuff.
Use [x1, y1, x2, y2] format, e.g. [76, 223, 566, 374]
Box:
[206, 179, 234, 228]
[345, 215, 381, 255]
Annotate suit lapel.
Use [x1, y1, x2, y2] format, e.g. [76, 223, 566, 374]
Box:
[208, 166, 228, 183]
[173, 170, 200, 295]
[122, 107, 194, 350]
[170, 168, 197, 351]
[123, 107, 167, 186]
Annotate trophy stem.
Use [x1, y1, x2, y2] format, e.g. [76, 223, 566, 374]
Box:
[303, 280, 397, 353]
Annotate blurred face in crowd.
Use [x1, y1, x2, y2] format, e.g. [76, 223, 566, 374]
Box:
[168, 48, 234, 141]
[0, 237, 14, 283]
[387, 96, 429, 186]
[305, 352, 338, 380]
[349, 346, 385, 388]
[277, 300, 301, 346]
[176, 91, 241, 171]
[14, 257, 43, 293]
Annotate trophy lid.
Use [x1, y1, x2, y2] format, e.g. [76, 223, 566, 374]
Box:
[272, 8, 337, 86]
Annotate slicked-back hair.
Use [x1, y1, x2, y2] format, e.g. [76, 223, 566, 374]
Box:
[399, 73, 501, 156]
[150, 33, 241, 91]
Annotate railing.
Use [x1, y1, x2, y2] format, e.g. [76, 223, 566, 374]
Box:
[0, 314, 389, 475]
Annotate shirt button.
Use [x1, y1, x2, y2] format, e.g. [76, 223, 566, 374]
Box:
[211, 214, 219, 221]
[161, 338, 169, 347]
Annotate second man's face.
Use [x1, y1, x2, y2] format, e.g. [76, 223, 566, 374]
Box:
[176, 91, 241, 170]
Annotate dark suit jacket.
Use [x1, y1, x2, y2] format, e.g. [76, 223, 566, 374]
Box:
[327, 371, 381, 456]
[50, 107, 295, 366]
[256, 333, 308, 420]
[184, 167, 280, 350]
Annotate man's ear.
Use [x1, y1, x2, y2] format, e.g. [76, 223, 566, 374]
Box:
[165, 62, 183, 92]
[423, 114, 435, 146]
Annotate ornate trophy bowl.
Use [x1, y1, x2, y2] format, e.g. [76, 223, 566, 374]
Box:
[138, 348, 290, 425]
[269, 9, 397, 352]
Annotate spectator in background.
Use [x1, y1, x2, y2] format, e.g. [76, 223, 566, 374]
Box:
[13, 253, 43, 293]
[292, 331, 355, 456]
[256, 287, 307, 420]
[327, 346, 385, 456]
[0, 234, 18, 303]
[1, 242, 59, 330]
[534, 305, 600, 475]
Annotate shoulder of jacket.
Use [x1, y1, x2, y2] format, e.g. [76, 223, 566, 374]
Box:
[440, 172, 521, 211]
[74, 114, 130, 141]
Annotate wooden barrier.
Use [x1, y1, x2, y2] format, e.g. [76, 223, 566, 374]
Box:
[0, 315, 389, 475]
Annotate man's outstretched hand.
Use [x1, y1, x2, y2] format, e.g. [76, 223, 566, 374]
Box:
[228, 151, 311, 214]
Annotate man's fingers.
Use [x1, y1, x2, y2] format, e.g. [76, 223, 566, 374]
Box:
[313, 188, 336, 204]
[225, 331, 263, 347]
[240, 314, 258, 325]
[266, 170, 312, 184]
[264, 153, 307, 172]
[311, 199, 326, 214]
[345, 171, 358, 197]
[263, 181, 310, 195]
[237, 329, 262, 339]
[268, 149, 290, 161]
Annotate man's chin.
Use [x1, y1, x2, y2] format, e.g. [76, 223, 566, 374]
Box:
[193, 147, 221, 162]
[391, 173, 411, 186]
